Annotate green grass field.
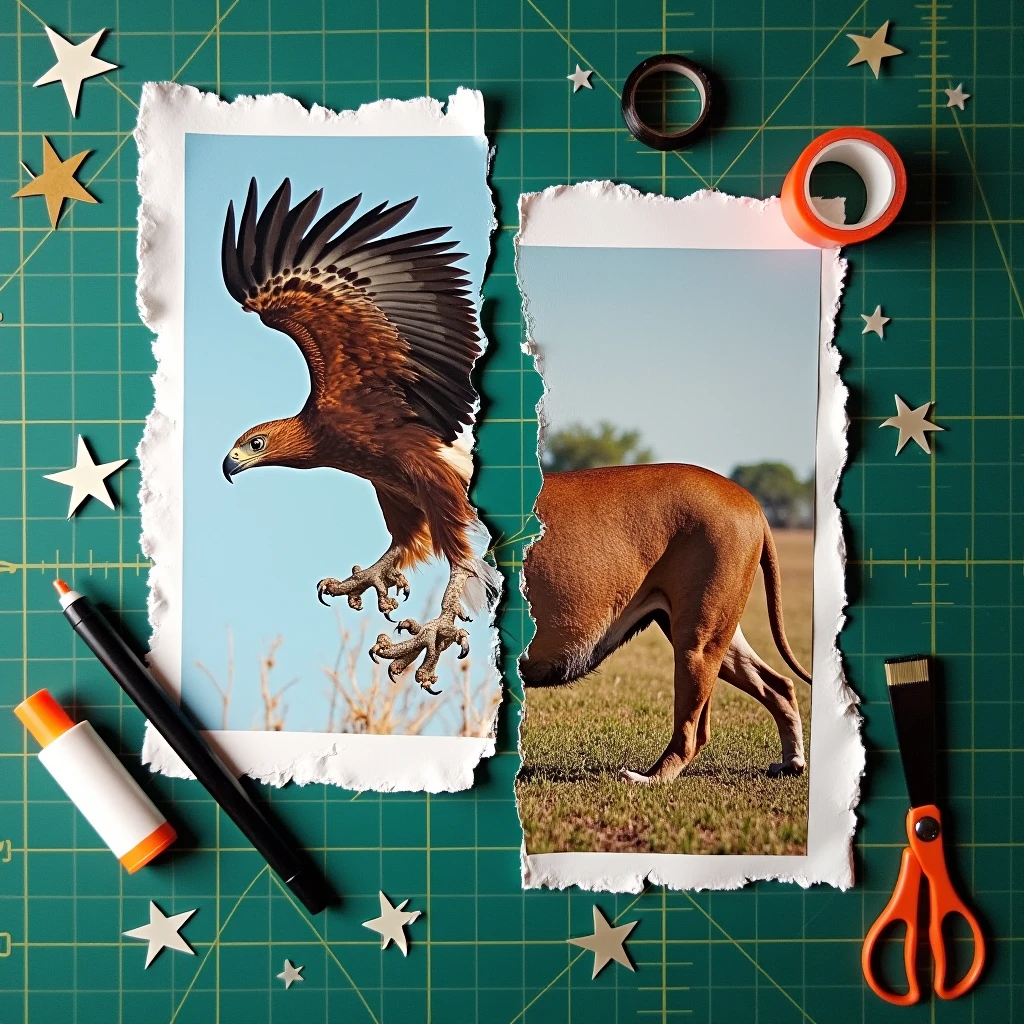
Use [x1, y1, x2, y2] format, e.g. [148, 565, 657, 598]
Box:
[517, 529, 813, 856]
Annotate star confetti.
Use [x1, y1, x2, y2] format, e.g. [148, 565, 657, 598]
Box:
[277, 959, 304, 989]
[123, 902, 196, 968]
[44, 436, 128, 517]
[847, 20, 903, 78]
[944, 83, 970, 110]
[567, 64, 593, 92]
[880, 396, 943, 454]
[861, 305, 891, 338]
[13, 136, 97, 229]
[362, 891, 420, 956]
[34, 26, 117, 116]
[568, 906, 638, 979]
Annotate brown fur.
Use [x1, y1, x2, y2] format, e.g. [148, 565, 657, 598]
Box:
[520, 463, 810, 782]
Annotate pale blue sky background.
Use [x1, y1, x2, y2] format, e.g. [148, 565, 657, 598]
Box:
[182, 133, 495, 733]
[518, 247, 820, 479]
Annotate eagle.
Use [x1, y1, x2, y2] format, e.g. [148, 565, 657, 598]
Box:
[219, 178, 499, 692]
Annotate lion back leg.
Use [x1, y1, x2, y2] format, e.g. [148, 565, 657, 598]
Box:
[621, 620, 732, 784]
[621, 523, 761, 785]
[718, 625, 806, 776]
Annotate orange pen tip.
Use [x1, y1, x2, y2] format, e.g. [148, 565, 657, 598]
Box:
[53, 579, 70, 596]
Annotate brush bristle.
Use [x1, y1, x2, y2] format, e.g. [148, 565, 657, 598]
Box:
[884, 656, 930, 688]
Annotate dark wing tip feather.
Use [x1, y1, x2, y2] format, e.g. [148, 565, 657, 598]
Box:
[221, 201, 247, 303]
[222, 180, 483, 442]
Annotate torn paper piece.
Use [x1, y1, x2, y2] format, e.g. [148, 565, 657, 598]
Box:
[515, 182, 861, 890]
[136, 83, 501, 792]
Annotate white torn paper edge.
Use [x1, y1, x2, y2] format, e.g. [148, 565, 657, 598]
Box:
[135, 82, 495, 792]
[515, 182, 863, 890]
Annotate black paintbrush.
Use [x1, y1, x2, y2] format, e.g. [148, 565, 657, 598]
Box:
[883, 655, 936, 809]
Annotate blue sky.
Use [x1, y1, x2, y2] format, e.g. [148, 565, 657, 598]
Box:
[518, 246, 820, 479]
[181, 132, 495, 733]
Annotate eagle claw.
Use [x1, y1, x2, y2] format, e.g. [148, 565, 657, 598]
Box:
[366, 615, 470, 695]
[316, 551, 411, 618]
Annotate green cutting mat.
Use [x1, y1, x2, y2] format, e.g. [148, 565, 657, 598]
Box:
[0, 0, 1019, 1020]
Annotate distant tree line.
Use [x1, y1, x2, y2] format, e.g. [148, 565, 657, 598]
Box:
[541, 421, 653, 473]
[728, 462, 813, 529]
[541, 423, 812, 528]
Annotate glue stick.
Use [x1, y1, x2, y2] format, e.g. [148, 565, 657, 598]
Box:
[14, 689, 176, 872]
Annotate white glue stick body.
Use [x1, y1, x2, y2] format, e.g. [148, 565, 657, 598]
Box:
[15, 688, 176, 872]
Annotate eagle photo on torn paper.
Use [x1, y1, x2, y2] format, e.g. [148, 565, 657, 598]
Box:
[515, 184, 862, 892]
[136, 85, 502, 792]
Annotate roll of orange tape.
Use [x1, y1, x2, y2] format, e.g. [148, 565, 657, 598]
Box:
[781, 127, 906, 248]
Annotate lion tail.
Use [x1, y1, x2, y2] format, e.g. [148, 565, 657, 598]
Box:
[759, 514, 812, 684]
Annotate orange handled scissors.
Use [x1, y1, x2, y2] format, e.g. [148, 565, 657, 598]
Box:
[862, 656, 986, 1005]
[862, 804, 985, 1004]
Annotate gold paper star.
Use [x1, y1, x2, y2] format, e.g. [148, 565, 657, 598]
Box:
[847, 21, 903, 78]
[568, 905, 638, 979]
[880, 395, 943, 454]
[12, 137, 97, 229]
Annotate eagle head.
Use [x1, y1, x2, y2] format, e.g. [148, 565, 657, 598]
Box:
[222, 418, 316, 482]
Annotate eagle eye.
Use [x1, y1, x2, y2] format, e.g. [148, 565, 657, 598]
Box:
[249, 436, 266, 452]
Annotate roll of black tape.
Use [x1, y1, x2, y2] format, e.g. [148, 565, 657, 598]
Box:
[621, 54, 712, 151]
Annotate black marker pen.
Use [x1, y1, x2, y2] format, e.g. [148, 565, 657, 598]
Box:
[54, 579, 333, 915]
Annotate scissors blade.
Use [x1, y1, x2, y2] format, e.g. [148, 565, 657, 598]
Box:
[884, 656, 937, 809]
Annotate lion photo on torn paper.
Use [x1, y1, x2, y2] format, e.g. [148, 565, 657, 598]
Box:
[515, 241, 820, 857]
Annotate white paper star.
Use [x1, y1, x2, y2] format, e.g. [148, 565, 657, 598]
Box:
[861, 305, 891, 338]
[944, 83, 970, 110]
[881, 395, 944, 454]
[123, 901, 196, 968]
[568, 905, 638, 979]
[277, 959, 304, 989]
[362, 891, 421, 956]
[44, 436, 127, 518]
[847, 21, 903, 78]
[567, 64, 593, 92]
[34, 26, 118, 116]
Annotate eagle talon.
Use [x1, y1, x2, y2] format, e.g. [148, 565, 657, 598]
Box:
[316, 548, 412, 620]
[368, 634, 391, 663]
[317, 577, 343, 606]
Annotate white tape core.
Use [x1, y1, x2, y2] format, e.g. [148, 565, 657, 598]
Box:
[803, 138, 896, 231]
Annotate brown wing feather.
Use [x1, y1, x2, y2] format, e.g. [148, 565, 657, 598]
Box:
[222, 177, 481, 443]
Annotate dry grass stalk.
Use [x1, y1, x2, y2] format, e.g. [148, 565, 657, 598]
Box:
[323, 622, 441, 735]
[258, 635, 299, 731]
[452, 655, 502, 738]
[195, 628, 234, 730]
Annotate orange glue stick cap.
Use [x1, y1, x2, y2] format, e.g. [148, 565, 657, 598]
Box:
[15, 689, 74, 748]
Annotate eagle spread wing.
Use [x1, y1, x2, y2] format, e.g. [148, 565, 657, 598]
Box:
[221, 178, 481, 445]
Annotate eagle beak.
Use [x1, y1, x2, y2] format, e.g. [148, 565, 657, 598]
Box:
[222, 453, 241, 482]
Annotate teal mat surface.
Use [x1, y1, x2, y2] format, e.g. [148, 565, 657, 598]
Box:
[0, 0, 1021, 1021]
